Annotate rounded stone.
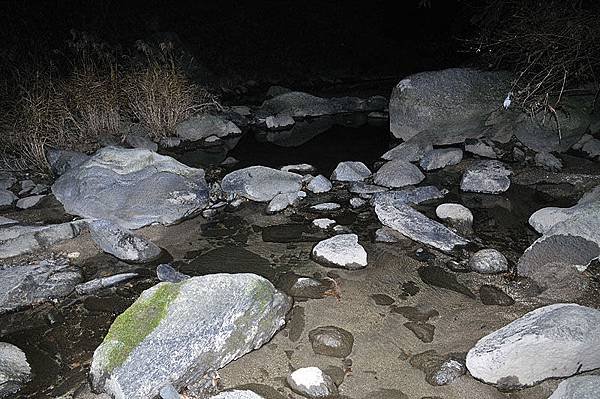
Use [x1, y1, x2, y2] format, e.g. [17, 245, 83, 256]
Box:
[435, 203, 473, 227]
[468, 249, 508, 274]
[287, 367, 338, 399]
[308, 326, 354, 358]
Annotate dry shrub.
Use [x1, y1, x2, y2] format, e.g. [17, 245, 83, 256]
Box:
[467, 0, 600, 114]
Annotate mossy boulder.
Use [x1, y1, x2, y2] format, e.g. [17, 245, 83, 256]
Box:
[90, 273, 292, 399]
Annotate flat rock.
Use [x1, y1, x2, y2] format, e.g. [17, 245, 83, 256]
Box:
[330, 161, 371, 182]
[222, 166, 303, 202]
[466, 303, 600, 388]
[210, 390, 266, 399]
[371, 186, 445, 207]
[381, 140, 433, 162]
[0, 221, 85, 259]
[373, 159, 425, 188]
[311, 234, 367, 270]
[0, 258, 82, 314]
[468, 249, 508, 274]
[374, 200, 468, 252]
[460, 160, 511, 194]
[389, 68, 511, 141]
[15, 195, 45, 209]
[308, 326, 354, 358]
[287, 367, 338, 399]
[548, 375, 600, 399]
[176, 114, 241, 141]
[0, 342, 31, 398]
[89, 220, 161, 263]
[465, 139, 497, 158]
[52, 147, 209, 230]
[266, 191, 305, 214]
[260, 92, 335, 118]
[90, 274, 291, 399]
[419, 148, 463, 171]
[310, 202, 341, 212]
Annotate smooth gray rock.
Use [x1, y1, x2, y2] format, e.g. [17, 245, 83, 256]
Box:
[46, 149, 91, 176]
[156, 264, 190, 283]
[548, 375, 600, 399]
[0, 342, 31, 398]
[310, 202, 341, 212]
[460, 160, 511, 194]
[222, 166, 303, 202]
[330, 161, 371, 182]
[374, 200, 468, 252]
[52, 147, 209, 230]
[381, 140, 433, 162]
[389, 68, 511, 141]
[308, 326, 354, 358]
[89, 220, 161, 263]
[311, 234, 367, 270]
[312, 218, 336, 229]
[373, 160, 425, 188]
[0, 258, 82, 314]
[0, 221, 85, 259]
[75, 273, 139, 295]
[260, 92, 335, 118]
[466, 303, 600, 388]
[419, 148, 463, 171]
[468, 249, 508, 274]
[0, 190, 16, 207]
[281, 163, 317, 174]
[306, 175, 332, 194]
[90, 274, 291, 399]
[16, 195, 45, 209]
[435, 203, 473, 231]
[176, 114, 241, 141]
[287, 367, 338, 399]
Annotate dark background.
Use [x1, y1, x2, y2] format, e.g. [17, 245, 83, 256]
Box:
[0, 0, 475, 84]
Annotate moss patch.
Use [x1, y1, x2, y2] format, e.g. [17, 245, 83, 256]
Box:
[102, 282, 181, 372]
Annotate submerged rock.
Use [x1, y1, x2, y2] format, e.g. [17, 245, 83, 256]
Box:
[308, 326, 354, 358]
[373, 159, 425, 188]
[222, 166, 303, 202]
[0, 258, 82, 314]
[371, 186, 445, 207]
[287, 367, 338, 399]
[15, 195, 45, 209]
[419, 148, 463, 171]
[52, 147, 209, 230]
[310, 202, 341, 212]
[460, 160, 511, 194]
[374, 200, 468, 252]
[89, 220, 161, 263]
[548, 375, 600, 399]
[466, 303, 600, 389]
[389, 68, 511, 141]
[311, 234, 367, 270]
[0, 342, 31, 398]
[90, 274, 291, 399]
[330, 161, 371, 182]
[468, 249, 508, 274]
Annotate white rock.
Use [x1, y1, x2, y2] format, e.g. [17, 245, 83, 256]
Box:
[311, 234, 367, 269]
[468, 249, 508, 274]
[330, 161, 371, 182]
[534, 152, 562, 171]
[222, 166, 303, 202]
[373, 159, 425, 188]
[210, 390, 266, 399]
[307, 175, 332, 194]
[312, 218, 336, 229]
[310, 202, 341, 212]
[287, 367, 338, 399]
[16, 195, 45, 209]
[265, 113, 295, 130]
[266, 192, 305, 214]
[436, 203, 473, 227]
[349, 197, 366, 208]
[466, 303, 600, 388]
[0, 342, 31, 397]
[548, 375, 600, 399]
[419, 148, 463, 171]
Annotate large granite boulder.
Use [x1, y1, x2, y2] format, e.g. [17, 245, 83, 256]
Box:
[466, 303, 600, 389]
[389, 68, 511, 141]
[52, 147, 209, 230]
[0, 258, 82, 314]
[221, 166, 303, 202]
[90, 274, 291, 399]
[0, 221, 85, 259]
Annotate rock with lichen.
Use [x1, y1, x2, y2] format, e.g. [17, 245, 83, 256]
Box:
[90, 273, 291, 399]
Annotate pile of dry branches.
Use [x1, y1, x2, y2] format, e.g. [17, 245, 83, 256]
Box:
[467, 0, 600, 114]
